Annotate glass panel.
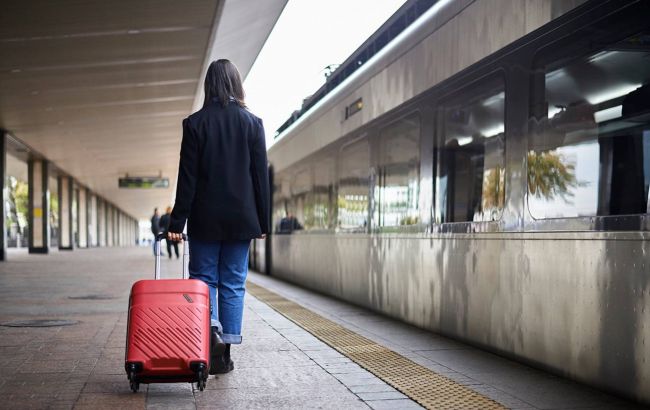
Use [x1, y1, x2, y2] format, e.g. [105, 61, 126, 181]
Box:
[529, 40, 650, 219]
[337, 138, 370, 232]
[375, 114, 420, 230]
[289, 169, 309, 232]
[312, 156, 336, 230]
[437, 82, 505, 223]
[273, 175, 295, 234]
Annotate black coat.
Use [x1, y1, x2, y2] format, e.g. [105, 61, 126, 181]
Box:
[158, 213, 170, 234]
[169, 100, 270, 241]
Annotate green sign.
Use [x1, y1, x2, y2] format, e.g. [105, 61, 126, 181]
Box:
[119, 177, 169, 189]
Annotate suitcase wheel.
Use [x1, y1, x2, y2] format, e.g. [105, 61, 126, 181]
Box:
[195, 363, 207, 391]
[128, 371, 139, 393]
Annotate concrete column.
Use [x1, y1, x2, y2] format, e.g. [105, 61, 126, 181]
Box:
[87, 190, 96, 247]
[117, 211, 121, 246]
[28, 159, 49, 253]
[105, 203, 110, 247]
[0, 131, 5, 261]
[73, 185, 78, 247]
[114, 210, 118, 247]
[58, 176, 73, 250]
[78, 188, 87, 248]
[122, 216, 127, 246]
[98, 199, 106, 247]
[107, 205, 114, 247]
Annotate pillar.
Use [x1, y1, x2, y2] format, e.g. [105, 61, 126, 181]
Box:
[78, 187, 87, 248]
[72, 185, 78, 247]
[58, 176, 73, 250]
[28, 159, 49, 253]
[87, 190, 96, 247]
[98, 198, 106, 247]
[107, 204, 113, 247]
[0, 131, 5, 261]
[116, 210, 121, 246]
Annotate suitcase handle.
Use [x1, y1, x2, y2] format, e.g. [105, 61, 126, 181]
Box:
[154, 233, 189, 280]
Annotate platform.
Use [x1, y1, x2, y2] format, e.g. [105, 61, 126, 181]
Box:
[0, 248, 643, 409]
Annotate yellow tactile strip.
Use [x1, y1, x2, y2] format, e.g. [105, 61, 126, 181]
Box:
[247, 282, 505, 410]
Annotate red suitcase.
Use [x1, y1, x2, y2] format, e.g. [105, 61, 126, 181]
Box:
[125, 234, 210, 392]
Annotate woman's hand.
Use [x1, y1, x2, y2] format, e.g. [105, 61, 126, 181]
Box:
[168, 232, 184, 242]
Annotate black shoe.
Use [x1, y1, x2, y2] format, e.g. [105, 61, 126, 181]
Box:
[210, 344, 234, 375]
[210, 355, 234, 374]
[211, 327, 226, 356]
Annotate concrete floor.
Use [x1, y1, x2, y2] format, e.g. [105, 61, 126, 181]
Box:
[0, 247, 645, 409]
[0, 247, 409, 409]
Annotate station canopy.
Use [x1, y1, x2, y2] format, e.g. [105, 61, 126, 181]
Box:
[0, 0, 286, 218]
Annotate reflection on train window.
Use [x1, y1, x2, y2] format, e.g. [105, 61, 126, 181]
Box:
[529, 41, 650, 219]
[273, 176, 295, 234]
[289, 169, 310, 231]
[337, 138, 370, 232]
[437, 81, 505, 223]
[312, 157, 336, 230]
[374, 114, 420, 230]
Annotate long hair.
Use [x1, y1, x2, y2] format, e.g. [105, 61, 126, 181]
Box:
[203, 59, 246, 108]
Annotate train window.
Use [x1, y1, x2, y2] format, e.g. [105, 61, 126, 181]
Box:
[436, 79, 505, 223]
[273, 174, 295, 234]
[289, 169, 310, 231]
[337, 138, 370, 232]
[374, 114, 420, 229]
[529, 38, 650, 219]
[313, 156, 337, 230]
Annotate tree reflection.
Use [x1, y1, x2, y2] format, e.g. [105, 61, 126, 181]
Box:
[482, 167, 505, 212]
[527, 150, 578, 202]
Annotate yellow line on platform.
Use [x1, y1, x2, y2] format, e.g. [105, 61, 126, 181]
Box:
[247, 282, 505, 410]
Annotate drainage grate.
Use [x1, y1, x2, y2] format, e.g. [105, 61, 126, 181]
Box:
[247, 282, 505, 410]
[68, 294, 115, 300]
[1, 319, 79, 327]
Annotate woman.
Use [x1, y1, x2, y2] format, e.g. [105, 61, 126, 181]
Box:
[167, 59, 270, 375]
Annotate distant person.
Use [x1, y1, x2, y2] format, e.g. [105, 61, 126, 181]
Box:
[159, 206, 179, 259]
[167, 59, 270, 375]
[278, 212, 303, 234]
[150, 208, 163, 256]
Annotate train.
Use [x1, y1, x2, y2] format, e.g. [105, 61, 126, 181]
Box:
[250, 0, 650, 403]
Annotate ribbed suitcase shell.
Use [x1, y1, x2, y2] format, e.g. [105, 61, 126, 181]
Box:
[125, 278, 210, 382]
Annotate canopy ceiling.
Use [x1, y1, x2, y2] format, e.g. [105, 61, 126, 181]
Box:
[0, 0, 286, 219]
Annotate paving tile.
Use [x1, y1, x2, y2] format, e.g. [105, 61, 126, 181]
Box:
[348, 383, 400, 394]
[74, 392, 146, 409]
[365, 398, 423, 410]
[196, 388, 369, 410]
[357, 391, 409, 401]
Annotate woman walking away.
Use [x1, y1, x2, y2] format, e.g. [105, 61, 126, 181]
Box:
[167, 59, 270, 375]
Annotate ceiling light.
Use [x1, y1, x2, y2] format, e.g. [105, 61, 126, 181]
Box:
[457, 136, 472, 146]
[594, 105, 622, 123]
[586, 83, 641, 105]
[482, 92, 504, 107]
[547, 105, 563, 118]
[482, 124, 504, 138]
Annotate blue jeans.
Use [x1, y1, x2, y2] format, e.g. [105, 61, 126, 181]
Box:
[189, 238, 250, 344]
